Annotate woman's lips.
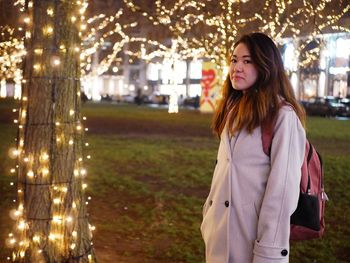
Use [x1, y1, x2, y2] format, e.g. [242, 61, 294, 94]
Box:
[233, 76, 244, 80]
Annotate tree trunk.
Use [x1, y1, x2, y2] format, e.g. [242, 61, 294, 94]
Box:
[12, 1, 97, 262]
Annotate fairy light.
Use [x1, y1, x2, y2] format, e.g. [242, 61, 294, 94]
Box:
[18, 220, 25, 230]
[52, 57, 61, 66]
[32, 236, 40, 243]
[44, 25, 54, 36]
[47, 8, 54, 16]
[80, 168, 87, 176]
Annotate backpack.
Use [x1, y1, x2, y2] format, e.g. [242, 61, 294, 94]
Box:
[261, 107, 328, 241]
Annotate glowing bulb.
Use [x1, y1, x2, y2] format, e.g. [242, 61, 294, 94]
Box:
[76, 125, 82, 131]
[70, 243, 76, 249]
[33, 236, 40, 242]
[41, 153, 49, 161]
[69, 109, 75, 116]
[82, 183, 87, 189]
[18, 220, 26, 230]
[69, 140, 74, 145]
[23, 17, 30, 24]
[71, 16, 77, 22]
[52, 57, 60, 66]
[45, 26, 53, 35]
[42, 168, 49, 175]
[53, 216, 62, 223]
[53, 198, 60, 204]
[66, 216, 73, 223]
[33, 64, 41, 71]
[72, 231, 77, 237]
[27, 171, 34, 178]
[10, 168, 16, 173]
[47, 8, 54, 16]
[80, 169, 86, 175]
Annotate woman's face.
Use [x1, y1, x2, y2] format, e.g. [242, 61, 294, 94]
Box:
[229, 43, 258, 92]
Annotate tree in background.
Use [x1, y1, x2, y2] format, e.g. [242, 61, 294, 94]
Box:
[8, 0, 97, 261]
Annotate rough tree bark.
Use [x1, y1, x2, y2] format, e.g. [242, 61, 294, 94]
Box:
[13, 0, 97, 262]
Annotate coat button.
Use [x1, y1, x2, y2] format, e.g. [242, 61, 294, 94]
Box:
[281, 249, 288, 256]
[225, 201, 229, 207]
[209, 200, 213, 206]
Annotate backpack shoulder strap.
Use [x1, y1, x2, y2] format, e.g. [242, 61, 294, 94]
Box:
[261, 118, 275, 156]
[261, 101, 291, 156]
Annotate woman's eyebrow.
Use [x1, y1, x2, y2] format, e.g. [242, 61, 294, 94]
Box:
[232, 54, 251, 58]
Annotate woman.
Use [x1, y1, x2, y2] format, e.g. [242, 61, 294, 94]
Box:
[200, 32, 306, 263]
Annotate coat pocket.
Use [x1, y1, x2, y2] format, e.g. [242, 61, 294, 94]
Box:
[242, 202, 259, 241]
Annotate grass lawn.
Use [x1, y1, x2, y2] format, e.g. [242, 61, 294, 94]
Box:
[0, 98, 349, 262]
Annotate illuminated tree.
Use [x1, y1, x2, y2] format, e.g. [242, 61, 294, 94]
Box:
[8, 0, 97, 262]
[121, 0, 350, 69]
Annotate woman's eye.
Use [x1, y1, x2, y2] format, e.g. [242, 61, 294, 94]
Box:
[231, 58, 237, 63]
[244, 60, 252, 64]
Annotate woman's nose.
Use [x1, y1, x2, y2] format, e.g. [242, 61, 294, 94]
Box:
[234, 62, 243, 72]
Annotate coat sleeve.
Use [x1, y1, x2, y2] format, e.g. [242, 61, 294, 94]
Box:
[252, 107, 306, 263]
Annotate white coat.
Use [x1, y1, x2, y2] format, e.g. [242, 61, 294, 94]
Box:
[201, 105, 306, 263]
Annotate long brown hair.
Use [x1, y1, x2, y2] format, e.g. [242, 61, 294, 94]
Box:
[212, 32, 305, 136]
